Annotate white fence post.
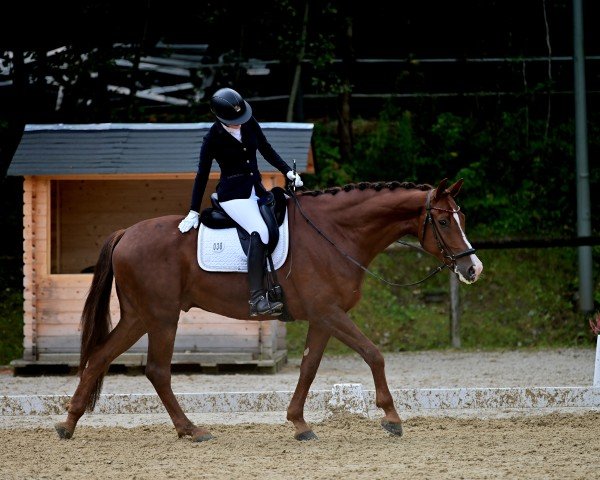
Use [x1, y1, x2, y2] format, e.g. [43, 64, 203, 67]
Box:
[328, 383, 368, 416]
[594, 335, 600, 387]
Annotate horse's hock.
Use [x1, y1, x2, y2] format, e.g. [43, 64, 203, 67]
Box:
[7, 122, 315, 373]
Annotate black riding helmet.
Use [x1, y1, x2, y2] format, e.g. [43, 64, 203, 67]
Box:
[210, 88, 253, 125]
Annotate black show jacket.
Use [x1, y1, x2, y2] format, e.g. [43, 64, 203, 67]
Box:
[190, 118, 292, 212]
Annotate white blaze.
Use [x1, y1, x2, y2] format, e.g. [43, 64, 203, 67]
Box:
[453, 213, 483, 284]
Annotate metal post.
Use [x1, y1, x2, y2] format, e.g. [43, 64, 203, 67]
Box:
[449, 273, 461, 348]
[573, 0, 594, 313]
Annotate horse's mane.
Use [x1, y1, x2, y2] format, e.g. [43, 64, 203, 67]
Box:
[299, 181, 432, 197]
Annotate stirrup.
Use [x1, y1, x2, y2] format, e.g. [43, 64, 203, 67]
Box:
[249, 295, 283, 317]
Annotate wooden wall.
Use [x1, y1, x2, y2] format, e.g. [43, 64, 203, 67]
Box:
[21, 174, 287, 363]
[51, 178, 199, 273]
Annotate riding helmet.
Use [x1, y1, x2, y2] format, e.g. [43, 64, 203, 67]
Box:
[209, 88, 252, 125]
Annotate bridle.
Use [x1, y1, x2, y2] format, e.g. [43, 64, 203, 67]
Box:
[419, 189, 477, 266]
[286, 185, 476, 288]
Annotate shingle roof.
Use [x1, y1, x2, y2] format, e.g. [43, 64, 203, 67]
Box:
[7, 123, 314, 176]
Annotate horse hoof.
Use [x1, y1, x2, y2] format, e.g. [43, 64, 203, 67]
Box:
[54, 423, 73, 439]
[381, 420, 403, 437]
[294, 430, 318, 441]
[192, 433, 215, 442]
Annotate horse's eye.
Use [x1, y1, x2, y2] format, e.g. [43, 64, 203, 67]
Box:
[438, 219, 448, 227]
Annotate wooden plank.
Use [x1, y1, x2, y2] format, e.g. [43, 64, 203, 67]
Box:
[22, 177, 36, 359]
[35, 316, 257, 331]
[23, 231, 48, 242]
[29, 191, 49, 206]
[51, 179, 60, 276]
[37, 298, 92, 311]
[42, 178, 52, 276]
[36, 284, 90, 300]
[32, 309, 249, 325]
[37, 322, 260, 337]
[37, 334, 260, 353]
[42, 274, 93, 284]
[32, 178, 50, 280]
[259, 320, 279, 359]
[35, 351, 259, 366]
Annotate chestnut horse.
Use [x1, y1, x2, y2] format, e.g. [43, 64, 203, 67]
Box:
[55, 178, 482, 441]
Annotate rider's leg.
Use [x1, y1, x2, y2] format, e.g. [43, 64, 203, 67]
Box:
[247, 231, 282, 315]
[220, 195, 282, 316]
[219, 195, 269, 244]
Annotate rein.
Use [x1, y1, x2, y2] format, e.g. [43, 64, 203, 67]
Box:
[285, 186, 452, 288]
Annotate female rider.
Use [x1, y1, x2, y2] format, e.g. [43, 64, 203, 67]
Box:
[178, 88, 303, 316]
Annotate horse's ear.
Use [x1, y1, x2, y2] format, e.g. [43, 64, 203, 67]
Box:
[447, 178, 464, 198]
[433, 178, 449, 201]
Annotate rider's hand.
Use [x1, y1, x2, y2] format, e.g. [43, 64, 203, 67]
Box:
[286, 170, 303, 187]
[178, 210, 199, 233]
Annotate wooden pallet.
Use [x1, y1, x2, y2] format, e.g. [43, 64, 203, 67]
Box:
[10, 350, 288, 375]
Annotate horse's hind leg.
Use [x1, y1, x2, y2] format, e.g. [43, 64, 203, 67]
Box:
[324, 308, 403, 436]
[55, 315, 146, 439]
[145, 323, 214, 442]
[287, 322, 330, 440]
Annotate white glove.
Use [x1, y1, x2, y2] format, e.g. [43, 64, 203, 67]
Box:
[178, 210, 199, 233]
[286, 170, 303, 187]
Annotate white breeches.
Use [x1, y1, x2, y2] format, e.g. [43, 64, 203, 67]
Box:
[220, 187, 269, 244]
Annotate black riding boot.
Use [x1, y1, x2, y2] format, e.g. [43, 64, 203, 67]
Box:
[248, 232, 283, 316]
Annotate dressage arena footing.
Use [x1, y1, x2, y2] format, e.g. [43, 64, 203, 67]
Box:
[1, 384, 599, 417]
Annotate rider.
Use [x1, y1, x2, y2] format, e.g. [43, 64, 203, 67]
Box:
[178, 87, 303, 316]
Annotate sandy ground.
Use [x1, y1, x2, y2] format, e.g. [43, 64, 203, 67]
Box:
[1, 348, 598, 479]
[0, 412, 598, 479]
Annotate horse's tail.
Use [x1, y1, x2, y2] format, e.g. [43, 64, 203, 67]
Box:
[79, 228, 127, 411]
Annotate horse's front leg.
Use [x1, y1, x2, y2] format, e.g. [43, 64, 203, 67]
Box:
[326, 308, 403, 436]
[287, 322, 330, 440]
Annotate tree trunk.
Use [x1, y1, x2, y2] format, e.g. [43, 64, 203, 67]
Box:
[129, 0, 151, 120]
[337, 13, 354, 164]
[287, 1, 309, 122]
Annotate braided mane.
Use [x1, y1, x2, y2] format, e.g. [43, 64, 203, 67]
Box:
[299, 181, 432, 197]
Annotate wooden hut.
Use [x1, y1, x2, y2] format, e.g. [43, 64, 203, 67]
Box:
[7, 122, 314, 371]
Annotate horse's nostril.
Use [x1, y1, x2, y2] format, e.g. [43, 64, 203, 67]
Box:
[468, 266, 476, 279]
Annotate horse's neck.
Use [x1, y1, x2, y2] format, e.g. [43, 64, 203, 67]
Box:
[307, 188, 426, 264]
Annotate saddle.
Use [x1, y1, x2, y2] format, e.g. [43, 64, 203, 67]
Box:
[199, 186, 293, 322]
[199, 186, 288, 256]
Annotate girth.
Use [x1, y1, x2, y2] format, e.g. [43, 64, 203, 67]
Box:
[199, 186, 287, 256]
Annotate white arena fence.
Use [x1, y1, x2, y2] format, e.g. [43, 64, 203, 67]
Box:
[1, 384, 599, 417]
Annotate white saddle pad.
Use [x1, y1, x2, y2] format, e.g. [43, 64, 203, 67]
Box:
[198, 211, 289, 272]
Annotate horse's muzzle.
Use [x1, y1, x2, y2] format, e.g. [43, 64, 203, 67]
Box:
[455, 254, 483, 284]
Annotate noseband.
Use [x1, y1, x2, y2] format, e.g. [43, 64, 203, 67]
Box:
[421, 190, 477, 267]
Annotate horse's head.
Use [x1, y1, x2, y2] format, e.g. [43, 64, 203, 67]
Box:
[418, 178, 483, 284]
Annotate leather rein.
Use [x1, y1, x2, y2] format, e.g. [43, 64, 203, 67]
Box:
[286, 186, 476, 288]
